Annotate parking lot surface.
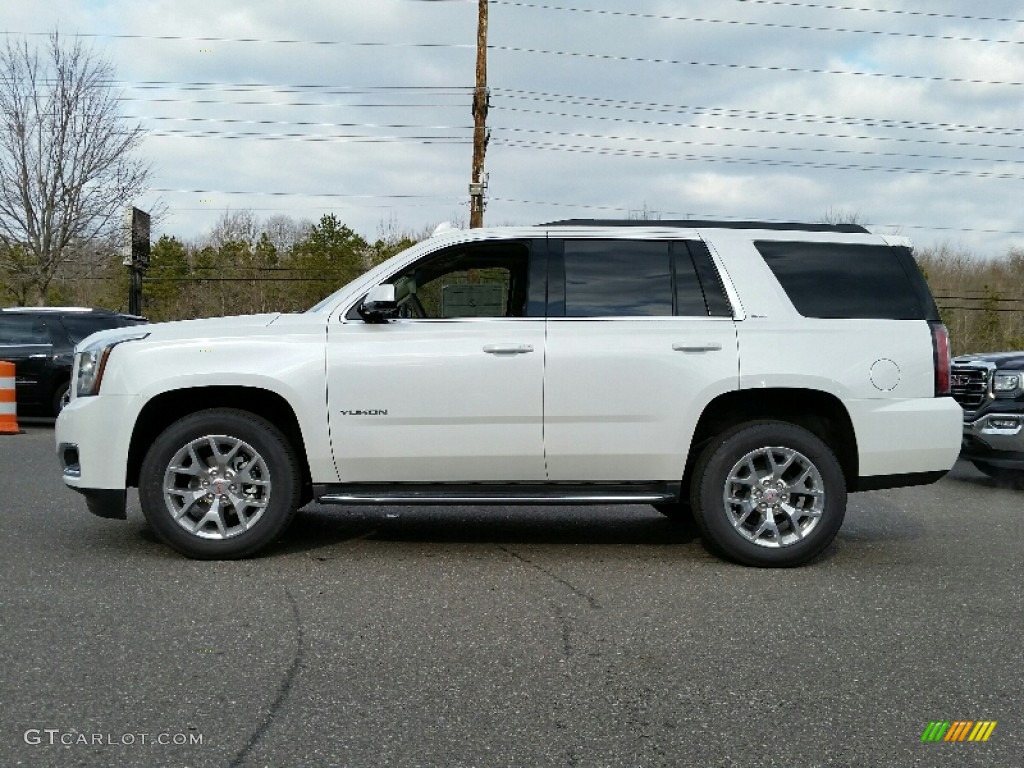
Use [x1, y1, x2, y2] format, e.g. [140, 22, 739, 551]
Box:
[1, 423, 1021, 767]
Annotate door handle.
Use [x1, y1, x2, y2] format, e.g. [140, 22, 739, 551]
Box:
[483, 344, 534, 355]
[673, 342, 722, 352]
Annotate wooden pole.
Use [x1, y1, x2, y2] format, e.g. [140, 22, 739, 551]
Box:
[470, 0, 488, 228]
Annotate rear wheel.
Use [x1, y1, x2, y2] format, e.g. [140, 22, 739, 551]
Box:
[690, 421, 846, 567]
[139, 408, 301, 559]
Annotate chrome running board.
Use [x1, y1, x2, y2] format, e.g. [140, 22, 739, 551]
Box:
[313, 481, 680, 506]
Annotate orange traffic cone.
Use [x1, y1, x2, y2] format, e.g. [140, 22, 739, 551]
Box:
[0, 361, 19, 434]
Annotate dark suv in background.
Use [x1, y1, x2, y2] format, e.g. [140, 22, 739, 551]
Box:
[951, 351, 1024, 485]
[0, 307, 146, 416]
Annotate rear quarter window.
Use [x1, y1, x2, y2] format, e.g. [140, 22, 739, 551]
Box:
[754, 241, 930, 320]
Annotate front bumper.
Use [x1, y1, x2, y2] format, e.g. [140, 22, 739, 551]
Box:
[55, 393, 139, 519]
[961, 412, 1024, 469]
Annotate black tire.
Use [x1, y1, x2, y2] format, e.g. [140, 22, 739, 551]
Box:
[651, 502, 693, 522]
[52, 381, 71, 416]
[972, 461, 1024, 488]
[139, 408, 301, 559]
[690, 421, 847, 567]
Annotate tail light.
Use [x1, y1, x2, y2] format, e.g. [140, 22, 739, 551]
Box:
[931, 322, 951, 396]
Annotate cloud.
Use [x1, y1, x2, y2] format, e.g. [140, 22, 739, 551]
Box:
[2, 0, 1022, 256]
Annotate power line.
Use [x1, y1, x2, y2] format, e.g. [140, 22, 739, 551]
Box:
[495, 105, 1024, 153]
[489, 44, 1024, 87]
[490, 125, 1023, 166]
[9, 40, 1024, 89]
[149, 188, 456, 199]
[489, 1, 1024, 46]
[491, 138, 1024, 180]
[136, 122, 1020, 172]
[3, 31, 474, 50]
[127, 115, 472, 131]
[938, 305, 1024, 313]
[729, 0, 1024, 25]
[119, 97, 467, 108]
[493, 90, 1024, 136]
[488, 197, 1024, 237]
[934, 296, 1024, 304]
[144, 129, 468, 143]
[23, 8, 1024, 48]
[104, 81, 1024, 137]
[124, 111, 1024, 163]
[118, 82, 471, 93]
[113, 87, 1024, 140]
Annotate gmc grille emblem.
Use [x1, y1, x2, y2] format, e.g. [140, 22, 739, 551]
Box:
[950, 375, 971, 387]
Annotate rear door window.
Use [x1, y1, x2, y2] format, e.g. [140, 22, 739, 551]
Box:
[558, 239, 731, 318]
[563, 240, 673, 317]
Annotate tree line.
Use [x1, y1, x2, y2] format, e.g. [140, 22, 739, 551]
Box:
[37, 208, 1024, 355]
[42, 210, 421, 321]
[915, 243, 1024, 355]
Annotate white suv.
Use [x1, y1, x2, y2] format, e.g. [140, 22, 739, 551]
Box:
[56, 220, 962, 566]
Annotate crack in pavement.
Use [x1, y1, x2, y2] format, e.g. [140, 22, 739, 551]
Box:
[494, 545, 599, 768]
[495, 544, 602, 610]
[229, 584, 304, 768]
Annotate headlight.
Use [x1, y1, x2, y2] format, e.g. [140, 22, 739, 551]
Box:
[993, 372, 1022, 395]
[75, 331, 150, 397]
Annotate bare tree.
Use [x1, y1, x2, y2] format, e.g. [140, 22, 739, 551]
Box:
[205, 209, 261, 249]
[264, 213, 312, 253]
[0, 32, 150, 305]
[821, 207, 866, 227]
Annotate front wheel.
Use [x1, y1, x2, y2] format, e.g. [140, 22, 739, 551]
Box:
[139, 408, 301, 559]
[690, 421, 847, 567]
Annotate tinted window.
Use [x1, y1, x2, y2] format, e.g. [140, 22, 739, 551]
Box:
[382, 241, 532, 319]
[686, 241, 733, 317]
[564, 241, 672, 317]
[755, 241, 926, 320]
[0, 315, 50, 344]
[674, 243, 712, 316]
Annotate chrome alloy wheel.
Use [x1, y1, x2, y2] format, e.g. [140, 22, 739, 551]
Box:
[722, 446, 825, 548]
[162, 435, 272, 540]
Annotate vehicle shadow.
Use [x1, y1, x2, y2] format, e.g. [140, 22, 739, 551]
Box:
[273, 504, 702, 556]
[944, 459, 1024, 491]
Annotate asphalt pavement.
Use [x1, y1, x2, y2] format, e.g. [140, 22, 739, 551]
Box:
[1, 422, 1021, 768]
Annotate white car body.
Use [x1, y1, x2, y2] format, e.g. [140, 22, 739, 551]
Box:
[55, 222, 962, 564]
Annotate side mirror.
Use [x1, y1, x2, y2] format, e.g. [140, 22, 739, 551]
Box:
[358, 284, 399, 323]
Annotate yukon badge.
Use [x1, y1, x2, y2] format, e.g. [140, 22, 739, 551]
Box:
[339, 409, 389, 416]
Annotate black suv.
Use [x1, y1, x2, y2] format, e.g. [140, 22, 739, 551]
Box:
[0, 307, 146, 416]
[951, 352, 1024, 485]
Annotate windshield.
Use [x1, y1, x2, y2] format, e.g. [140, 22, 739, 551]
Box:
[305, 293, 338, 313]
[304, 273, 364, 313]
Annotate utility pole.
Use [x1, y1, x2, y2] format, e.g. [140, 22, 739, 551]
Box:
[469, 0, 489, 228]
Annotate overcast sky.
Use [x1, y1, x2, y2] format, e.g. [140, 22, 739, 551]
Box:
[3, 0, 1024, 256]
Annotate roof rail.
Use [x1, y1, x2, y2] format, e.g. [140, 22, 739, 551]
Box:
[1, 306, 110, 313]
[542, 219, 870, 234]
